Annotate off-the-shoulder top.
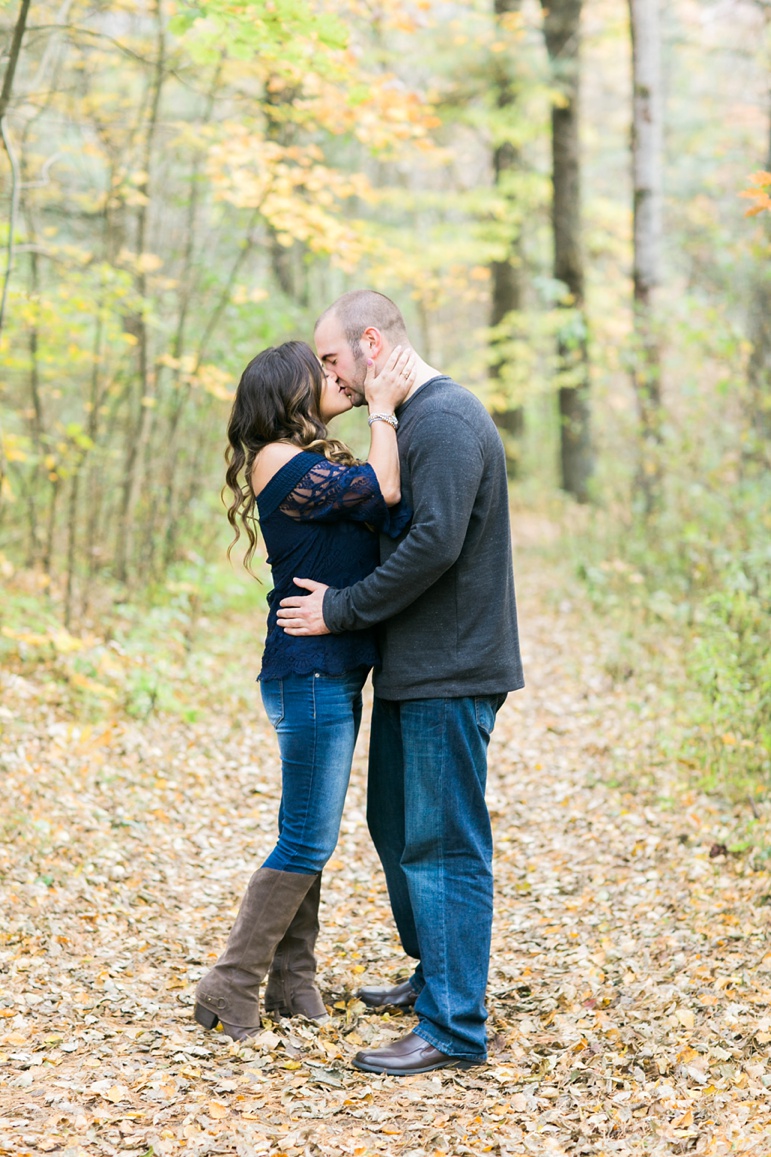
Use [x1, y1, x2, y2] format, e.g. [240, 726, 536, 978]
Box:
[256, 451, 411, 680]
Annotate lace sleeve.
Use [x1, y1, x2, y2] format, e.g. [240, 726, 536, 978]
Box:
[279, 460, 410, 536]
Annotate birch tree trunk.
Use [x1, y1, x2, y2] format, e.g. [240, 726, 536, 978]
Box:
[541, 0, 593, 503]
[489, 0, 525, 478]
[628, 0, 664, 511]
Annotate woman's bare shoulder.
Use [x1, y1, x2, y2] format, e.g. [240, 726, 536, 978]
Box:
[251, 442, 305, 497]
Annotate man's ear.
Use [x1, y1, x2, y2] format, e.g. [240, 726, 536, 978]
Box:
[361, 326, 384, 359]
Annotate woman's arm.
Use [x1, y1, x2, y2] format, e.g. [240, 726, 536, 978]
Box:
[363, 345, 417, 506]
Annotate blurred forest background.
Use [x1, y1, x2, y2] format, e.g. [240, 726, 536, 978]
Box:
[0, 0, 769, 793]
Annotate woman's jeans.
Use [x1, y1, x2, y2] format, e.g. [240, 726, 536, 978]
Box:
[260, 671, 365, 874]
[367, 692, 507, 1061]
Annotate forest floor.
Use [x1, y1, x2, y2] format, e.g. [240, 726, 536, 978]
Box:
[1, 515, 771, 1157]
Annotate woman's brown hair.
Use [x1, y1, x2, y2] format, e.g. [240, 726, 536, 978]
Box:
[224, 340, 356, 575]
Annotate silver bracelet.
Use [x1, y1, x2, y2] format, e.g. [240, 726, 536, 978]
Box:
[368, 412, 399, 430]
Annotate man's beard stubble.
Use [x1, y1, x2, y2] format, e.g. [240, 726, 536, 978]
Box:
[349, 345, 368, 406]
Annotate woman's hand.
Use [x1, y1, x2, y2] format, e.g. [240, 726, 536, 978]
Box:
[364, 345, 418, 414]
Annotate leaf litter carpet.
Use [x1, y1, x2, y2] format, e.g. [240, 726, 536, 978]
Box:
[1, 564, 770, 1157]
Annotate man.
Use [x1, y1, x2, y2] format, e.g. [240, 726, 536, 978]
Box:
[277, 290, 524, 1075]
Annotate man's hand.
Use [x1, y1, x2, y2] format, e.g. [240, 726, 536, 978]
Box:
[277, 578, 331, 636]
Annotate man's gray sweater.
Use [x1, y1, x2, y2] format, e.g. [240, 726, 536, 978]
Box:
[322, 375, 524, 700]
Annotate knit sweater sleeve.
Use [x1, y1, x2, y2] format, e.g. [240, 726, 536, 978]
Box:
[322, 408, 484, 632]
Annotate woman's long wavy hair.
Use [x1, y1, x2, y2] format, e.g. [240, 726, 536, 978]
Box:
[225, 340, 357, 576]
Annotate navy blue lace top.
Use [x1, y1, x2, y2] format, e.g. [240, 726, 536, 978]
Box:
[256, 451, 411, 680]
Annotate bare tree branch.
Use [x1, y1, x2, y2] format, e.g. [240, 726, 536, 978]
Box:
[0, 0, 31, 123]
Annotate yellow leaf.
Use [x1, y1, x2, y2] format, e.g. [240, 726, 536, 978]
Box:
[51, 630, 84, 654]
[68, 671, 117, 700]
[2, 433, 27, 463]
[208, 1102, 229, 1119]
[137, 252, 163, 273]
[677, 1007, 695, 1030]
[103, 1084, 130, 1104]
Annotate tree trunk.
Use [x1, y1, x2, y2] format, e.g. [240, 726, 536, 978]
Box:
[80, 307, 106, 614]
[64, 468, 80, 629]
[264, 80, 309, 307]
[115, 0, 166, 584]
[628, 0, 663, 512]
[149, 63, 223, 577]
[541, 0, 593, 502]
[489, 0, 525, 478]
[746, 74, 771, 454]
[21, 203, 53, 568]
[0, 0, 32, 335]
[0, 0, 31, 123]
[160, 206, 261, 568]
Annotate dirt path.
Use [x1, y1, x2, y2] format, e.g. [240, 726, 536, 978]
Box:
[2, 547, 770, 1157]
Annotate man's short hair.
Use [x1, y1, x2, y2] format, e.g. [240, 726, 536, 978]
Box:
[316, 290, 409, 353]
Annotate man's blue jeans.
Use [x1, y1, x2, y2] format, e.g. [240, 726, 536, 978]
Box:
[367, 693, 506, 1060]
[260, 671, 365, 873]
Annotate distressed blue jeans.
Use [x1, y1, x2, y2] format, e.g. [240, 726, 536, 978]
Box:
[260, 671, 365, 873]
[367, 693, 506, 1060]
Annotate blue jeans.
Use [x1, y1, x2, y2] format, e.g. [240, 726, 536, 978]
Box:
[260, 671, 366, 874]
[367, 693, 506, 1060]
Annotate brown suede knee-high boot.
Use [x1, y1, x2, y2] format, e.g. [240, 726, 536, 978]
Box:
[194, 867, 317, 1040]
[263, 873, 328, 1022]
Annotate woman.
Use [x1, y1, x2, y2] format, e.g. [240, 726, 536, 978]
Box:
[194, 339, 415, 1040]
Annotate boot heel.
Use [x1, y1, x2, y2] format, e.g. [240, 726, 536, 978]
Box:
[264, 1001, 290, 1018]
[194, 1003, 219, 1030]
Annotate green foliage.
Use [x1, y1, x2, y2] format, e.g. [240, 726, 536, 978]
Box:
[687, 553, 771, 790]
[170, 0, 349, 68]
[0, 553, 269, 722]
[573, 456, 771, 798]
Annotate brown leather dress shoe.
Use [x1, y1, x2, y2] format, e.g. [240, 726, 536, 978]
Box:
[357, 979, 418, 1010]
[353, 1030, 484, 1076]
